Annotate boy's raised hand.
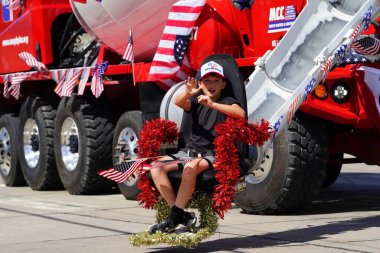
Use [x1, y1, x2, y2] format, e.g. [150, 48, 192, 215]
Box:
[185, 77, 202, 96]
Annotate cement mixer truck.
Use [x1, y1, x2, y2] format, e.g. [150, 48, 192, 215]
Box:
[0, 0, 379, 214]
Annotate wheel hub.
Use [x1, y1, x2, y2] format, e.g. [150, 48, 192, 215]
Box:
[116, 127, 138, 186]
[61, 117, 80, 172]
[245, 144, 273, 185]
[23, 119, 40, 168]
[0, 127, 11, 176]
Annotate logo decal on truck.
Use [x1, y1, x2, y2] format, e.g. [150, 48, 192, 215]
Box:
[2, 0, 13, 22]
[268, 5, 296, 33]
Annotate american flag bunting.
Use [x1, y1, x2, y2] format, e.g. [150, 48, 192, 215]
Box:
[91, 61, 108, 98]
[287, 95, 301, 124]
[8, 0, 22, 10]
[122, 28, 134, 62]
[63, 68, 83, 97]
[3, 75, 10, 99]
[147, 0, 206, 89]
[9, 72, 33, 100]
[54, 69, 67, 96]
[78, 67, 91, 95]
[19, 52, 47, 72]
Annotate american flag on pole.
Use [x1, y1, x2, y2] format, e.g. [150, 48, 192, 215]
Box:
[147, 0, 206, 89]
[351, 36, 380, 55]
[91, 61, 108, 98]
[78, 67, 91, 95]
[8, 0, 22, 10]
[122, 28, 134, 63]
[19, 52, 48, 72]
[98, 158, 148, 183]
[3, 75, 10, 99]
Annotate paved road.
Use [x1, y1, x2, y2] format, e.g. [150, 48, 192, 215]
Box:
[0, 163, 379, 253]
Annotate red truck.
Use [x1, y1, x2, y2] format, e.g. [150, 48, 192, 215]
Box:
[0, 0, 379, 214]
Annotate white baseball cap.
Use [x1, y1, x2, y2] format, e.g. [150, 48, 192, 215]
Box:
[200, 61, 225, 79]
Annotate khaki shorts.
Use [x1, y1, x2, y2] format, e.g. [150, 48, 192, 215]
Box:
[169, 149, 215, 169]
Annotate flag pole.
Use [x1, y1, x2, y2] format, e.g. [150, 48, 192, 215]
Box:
[130, 27, 136, 86]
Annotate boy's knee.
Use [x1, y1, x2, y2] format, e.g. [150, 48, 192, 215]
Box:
[182, 165, 197, 178]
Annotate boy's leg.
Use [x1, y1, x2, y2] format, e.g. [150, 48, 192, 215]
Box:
[150, 156, 179, 207]
[174, 158, 210, 209]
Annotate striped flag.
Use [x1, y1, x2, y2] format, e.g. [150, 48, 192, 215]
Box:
[98, 158, 148, 183]
[9, 72, 33, 100]
[19, 52, 47, 72]
[287, 95, 301, 124]
[321, 57, 333, 82]
[63, 68, 83, 97]
[3, 75, 10, 99]
[147, 0, 206, 89]
[78, 67, 91, 95]
[350, 23, 361, 41]
[122, 28, 134, 62]
[91, 61, 108, 98]
[8, 0, 22, 10]
[60, 69, 75, 97]
[54, 69, 68, 96]
[351, 36, 380, 55]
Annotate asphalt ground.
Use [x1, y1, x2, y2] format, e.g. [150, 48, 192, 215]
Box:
[0, 163, 379, 253]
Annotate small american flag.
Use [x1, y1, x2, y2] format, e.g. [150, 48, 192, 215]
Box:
[8, 0, 22, 10]
[91, 61, 108, 98]
[287, 95, 301, 124]
[3, 75, 10, 99]
[19, 52, 47, 72]
[122, 29, 134, 63]
[351, 36, 380, 55]
[361, 6, 372, 30]
[78, 67, 91, 95]
[147, 0, 206, 89]
[98, 158, 148, 183]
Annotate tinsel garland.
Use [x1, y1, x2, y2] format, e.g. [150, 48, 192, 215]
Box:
[212, 117, 271, 218]
[136, 118, 179, 209]
[130, 194, 218, 248]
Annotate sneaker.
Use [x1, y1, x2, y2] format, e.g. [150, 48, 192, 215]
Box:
[148, 216, 179, 234]
[181, 211, 197, 232]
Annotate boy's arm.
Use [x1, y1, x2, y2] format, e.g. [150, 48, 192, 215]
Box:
[174, 77, 201, 111]
[210, 102, 246, 118]
[174, 91, 192, 111]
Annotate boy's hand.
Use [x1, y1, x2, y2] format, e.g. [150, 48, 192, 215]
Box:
[197, 94, 213, 107]
[185, 77, 201, 97]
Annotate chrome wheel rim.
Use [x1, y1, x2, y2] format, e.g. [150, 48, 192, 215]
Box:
[246, 144, 274, 185]
[0, 127, 11, 176]
[61, 117, 80, 172]
[117, 127, 138, 186]
[23, 119, 40, 168]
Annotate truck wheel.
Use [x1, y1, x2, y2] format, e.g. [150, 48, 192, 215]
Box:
[113, 111, 142, 200]
[322, 153, 343, 188]
[0, 114, 25, 186]
[18, 96, 62, 190]
[54, 96, 114, 194]
[235, 113, 328, 214]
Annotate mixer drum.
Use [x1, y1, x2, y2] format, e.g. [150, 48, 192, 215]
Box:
[69, 0, 176, 62]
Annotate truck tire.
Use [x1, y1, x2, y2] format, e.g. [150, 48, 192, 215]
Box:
[113, 111, 142, 200]
[0, 114, 25, 186]
[54, 96, 114, 194]
[322, 153, 343, 188]
[18, 96, 62, 190]
[235, 113, 328, 214]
